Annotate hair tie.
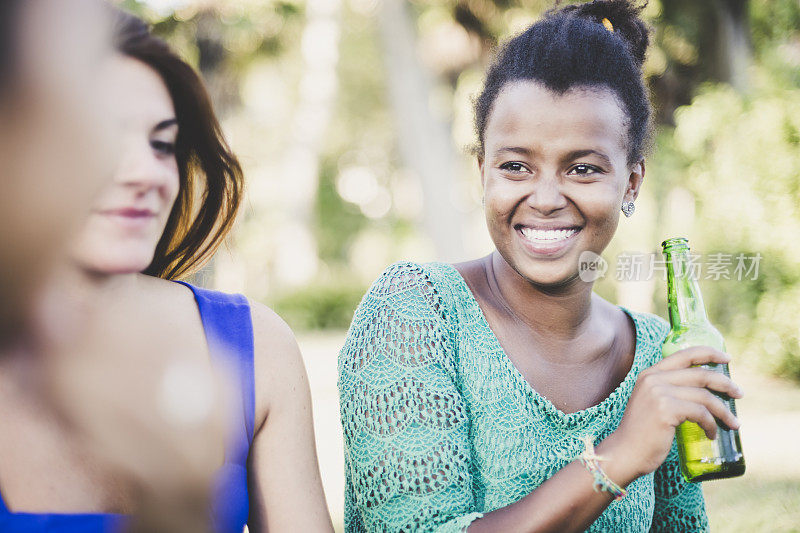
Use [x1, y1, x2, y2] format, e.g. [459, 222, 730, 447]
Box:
[601, 17, 614, 32]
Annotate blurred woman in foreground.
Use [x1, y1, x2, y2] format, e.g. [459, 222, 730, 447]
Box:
[0, 7, 333, 533]
[0, 0, 116, 343]
[339, 1, 741, 531]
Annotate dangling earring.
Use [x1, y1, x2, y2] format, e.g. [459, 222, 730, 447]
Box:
[621, 201, 635, 217]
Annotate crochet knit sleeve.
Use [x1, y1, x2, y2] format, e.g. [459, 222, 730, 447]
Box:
[338, 263, 482, 533]
[650, 438, 709, 532]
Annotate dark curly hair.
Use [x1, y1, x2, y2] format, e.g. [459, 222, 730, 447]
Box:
[111, 9, 244, 280]
[475, 0, 652, 165]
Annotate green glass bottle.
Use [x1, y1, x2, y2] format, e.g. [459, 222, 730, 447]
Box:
[661, 237, 745, 482]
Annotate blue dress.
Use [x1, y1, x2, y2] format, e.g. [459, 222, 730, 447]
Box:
[0, 282, 255, 533]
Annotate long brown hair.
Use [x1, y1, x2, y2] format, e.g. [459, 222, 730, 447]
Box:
[112, 10, 243, 280]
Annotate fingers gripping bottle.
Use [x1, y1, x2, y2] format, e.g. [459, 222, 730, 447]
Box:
[661, 237, 745, 482]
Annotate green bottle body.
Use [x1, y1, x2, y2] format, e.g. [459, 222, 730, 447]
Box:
[661, 238, 746, 483]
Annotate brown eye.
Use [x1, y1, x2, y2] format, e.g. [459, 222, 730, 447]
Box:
[568, 164, 599, 175]
[499, 162, 529, 173]
[151, 140, 175, 156]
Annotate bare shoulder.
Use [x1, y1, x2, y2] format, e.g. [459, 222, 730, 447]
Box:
[249, 301, 303, 370]
[249, 301, 296, 348]
[452, 255, 491, 295]
[132, 275, 205, 336]
[134, 274, 197, 310]
[248, 300, 310, 431]
[452, 255, 488, 280]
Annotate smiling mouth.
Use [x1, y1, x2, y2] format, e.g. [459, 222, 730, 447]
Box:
[517, 225, 581, 244]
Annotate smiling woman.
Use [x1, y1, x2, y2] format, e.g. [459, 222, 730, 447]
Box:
[479, 83, 641, 287]
[69, 54, 182, 275]
[338, 1, 742, 532]
[96, 11, 242, 280]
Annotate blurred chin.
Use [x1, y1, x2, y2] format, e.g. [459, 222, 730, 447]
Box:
[83, 258, 153, 276]
[73, 246, 156, 276]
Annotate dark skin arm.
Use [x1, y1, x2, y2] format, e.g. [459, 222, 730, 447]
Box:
[467, 346, 741, 533]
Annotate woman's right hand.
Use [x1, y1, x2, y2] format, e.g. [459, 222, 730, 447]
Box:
[606, 346, 743, 481]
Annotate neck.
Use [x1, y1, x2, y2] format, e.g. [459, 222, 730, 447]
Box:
[66, 262, 139, 297]
[487, 251, 595, 341]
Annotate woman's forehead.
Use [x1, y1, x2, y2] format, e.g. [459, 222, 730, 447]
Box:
[106, 55, 175, 127]
[485, 81, 628, 156]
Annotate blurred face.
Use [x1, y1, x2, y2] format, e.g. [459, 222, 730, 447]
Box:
[0, 0, 117, 339]
[480, 81, 643, 287]
[70, 55, 180, 275]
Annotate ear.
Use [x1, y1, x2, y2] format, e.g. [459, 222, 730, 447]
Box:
[478, 156, 486, 190]
[623, 159, 645, 203]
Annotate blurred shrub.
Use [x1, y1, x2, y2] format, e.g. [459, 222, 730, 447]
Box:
[650, 77, 800, 381]
[270, 281, 366, 331]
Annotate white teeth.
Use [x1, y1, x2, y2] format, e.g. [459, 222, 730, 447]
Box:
[520, 227, 577, 242]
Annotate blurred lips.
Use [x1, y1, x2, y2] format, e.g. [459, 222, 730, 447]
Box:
[97, 207, 158, 230]
[100, 207, 157, 218]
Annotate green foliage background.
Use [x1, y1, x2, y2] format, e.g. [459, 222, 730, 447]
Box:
[654, 82, 800, 380]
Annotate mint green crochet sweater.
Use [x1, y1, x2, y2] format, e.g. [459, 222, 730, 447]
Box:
[338, 262, 708, 532]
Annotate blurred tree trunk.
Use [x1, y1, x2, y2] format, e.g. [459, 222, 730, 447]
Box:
[378, 0, 468, 262]
[654, 0, 751, 123]
[273, 0, 342, 287]
[712, 0, 751, 92]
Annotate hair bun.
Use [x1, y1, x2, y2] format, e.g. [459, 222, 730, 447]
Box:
[558, 0, 650, 66]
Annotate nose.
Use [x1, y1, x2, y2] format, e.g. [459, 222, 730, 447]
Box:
[525, 172, 568, 215]
[113, 138, 173, 194]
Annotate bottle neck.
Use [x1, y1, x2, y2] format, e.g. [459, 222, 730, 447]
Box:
[664, 247, 709, 328]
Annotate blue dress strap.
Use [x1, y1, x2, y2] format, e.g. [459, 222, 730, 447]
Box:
[173, 281, 255, 533]
[174, 281, 256, 446]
